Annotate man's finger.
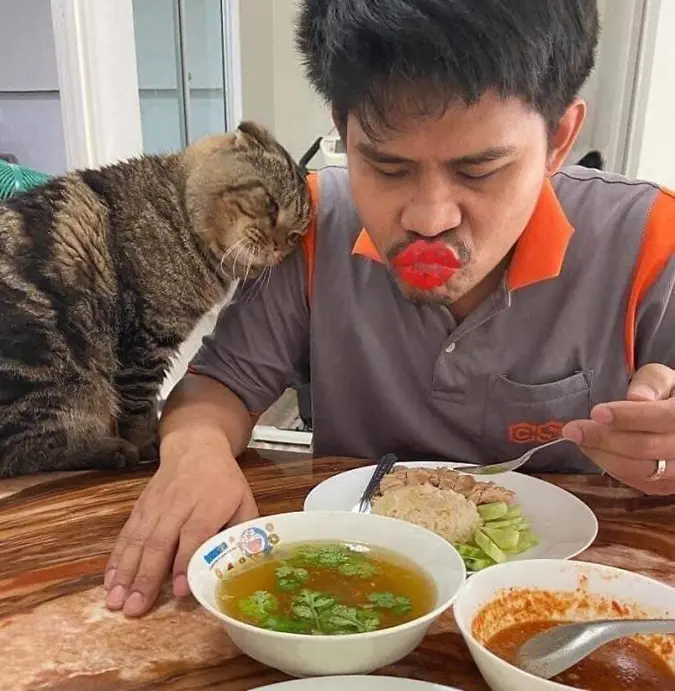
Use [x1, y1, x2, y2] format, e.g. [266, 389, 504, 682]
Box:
[172, 491, 258, 598]
[104, 510, 141, 590]
[228, 487, 259, 526]
[562, 419, 675, 461]
[105, 520, 156, 611]
[591, 398, 675, 434]
[172, 511, 232, 597]
[121, 518, 184, 617]
[579, 446, 675, 496]
[627, 363, 675, 402]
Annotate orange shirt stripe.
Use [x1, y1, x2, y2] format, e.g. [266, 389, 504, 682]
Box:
[624, 188, 675, 374]
[301, 172, 319, 305]
[506, 179, 574, 291]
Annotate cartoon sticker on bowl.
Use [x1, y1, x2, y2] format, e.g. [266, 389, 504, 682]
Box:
[239, 526, 271, 557]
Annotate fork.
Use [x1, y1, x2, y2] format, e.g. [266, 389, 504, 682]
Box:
[354, 452, 398, 513]
[353, 438, 570, 513]
[458, 437, 570, 475]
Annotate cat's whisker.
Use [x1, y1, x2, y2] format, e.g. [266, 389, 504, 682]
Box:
[247, 265, 271, 304]
[219, 238, 245, 277]
[242, 250, 257, 286]
[220, 238, 248, 278]
[233, 242, 250, 280]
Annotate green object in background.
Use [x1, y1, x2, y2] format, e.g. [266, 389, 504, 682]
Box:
[0, 160, 51, 201]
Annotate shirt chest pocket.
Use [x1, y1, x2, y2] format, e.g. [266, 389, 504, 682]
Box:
[480, 370, 594, 472]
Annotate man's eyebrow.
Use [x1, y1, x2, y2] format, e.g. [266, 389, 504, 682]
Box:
[356, 141, 413, 164]
[356, 142, 516, 166]
[450, 146, 516, 166]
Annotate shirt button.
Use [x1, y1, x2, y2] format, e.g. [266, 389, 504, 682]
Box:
[445, 342, 456, 354]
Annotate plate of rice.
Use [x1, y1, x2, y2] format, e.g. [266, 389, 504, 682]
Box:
[303, 462, 598, 571]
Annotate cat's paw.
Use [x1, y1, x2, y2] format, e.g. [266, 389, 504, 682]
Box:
[138, 437, 159, 462]
[100, 438, 140, 470]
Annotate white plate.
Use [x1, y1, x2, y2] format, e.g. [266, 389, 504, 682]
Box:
[304, 462, 598, 565]
[259, 676, 460, 690]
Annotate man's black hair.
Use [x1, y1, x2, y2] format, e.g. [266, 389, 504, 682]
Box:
[296, 0, 599, 137]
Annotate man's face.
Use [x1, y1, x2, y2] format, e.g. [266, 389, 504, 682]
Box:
[345, 92, 554, 313]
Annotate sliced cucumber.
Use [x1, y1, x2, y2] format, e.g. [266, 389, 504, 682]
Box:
[505, 505, 523, 519]
[465, 557, 494, 572]
[510, 530, 539, 553]
[453, 544, 486, 559]
[483, 517, 525, 530]
[483, 526, 521, 552]
[475, 529, 507, 563]
[477, 502, 509, 521]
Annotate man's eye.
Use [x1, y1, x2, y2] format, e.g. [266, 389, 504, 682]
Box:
[373, 167, 409, 179]
[457, 169, 499, 181]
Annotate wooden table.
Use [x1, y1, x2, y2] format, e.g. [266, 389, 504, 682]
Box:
[1, 451, 673, 691]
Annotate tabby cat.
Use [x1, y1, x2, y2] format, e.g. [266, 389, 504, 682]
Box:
[0, 121, 310, 477]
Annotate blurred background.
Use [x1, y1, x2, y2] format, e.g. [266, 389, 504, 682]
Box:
[1, 0, 673, 449]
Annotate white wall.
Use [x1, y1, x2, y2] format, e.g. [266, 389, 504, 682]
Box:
[239, 0, 333, 164]
[633, 0, 675, 188]
[0, 0, 66, 173]
[573, 0, 645, 172]
[271, 0, 333, 162]
[239, 0, 276, 132]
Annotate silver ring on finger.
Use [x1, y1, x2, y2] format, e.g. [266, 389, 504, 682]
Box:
[647, 459, 668, 482]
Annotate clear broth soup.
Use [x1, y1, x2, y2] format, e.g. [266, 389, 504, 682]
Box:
[217, 541, 437, 635]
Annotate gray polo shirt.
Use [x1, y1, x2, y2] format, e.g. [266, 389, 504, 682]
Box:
[190, 166, 675, 473]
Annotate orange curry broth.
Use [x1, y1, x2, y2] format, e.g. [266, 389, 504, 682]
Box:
[486, 620, 674, 690]
[472, 583, 674, 690]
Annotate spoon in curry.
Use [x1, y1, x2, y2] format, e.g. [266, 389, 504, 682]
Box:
[513, 618, 675, 680]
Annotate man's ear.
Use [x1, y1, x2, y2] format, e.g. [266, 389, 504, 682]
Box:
[332, 108, 347, 143]
[546, 99, 587, 175]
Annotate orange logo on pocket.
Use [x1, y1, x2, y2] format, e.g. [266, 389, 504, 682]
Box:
[508, 421, 564, 444]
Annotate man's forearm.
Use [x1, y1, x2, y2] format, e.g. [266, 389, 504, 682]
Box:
[159, 373, 255, 458]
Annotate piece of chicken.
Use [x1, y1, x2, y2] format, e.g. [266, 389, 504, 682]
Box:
[377, 464, 514, 505]
[466, 481, 516, 505]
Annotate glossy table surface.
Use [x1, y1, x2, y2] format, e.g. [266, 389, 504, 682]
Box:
[1, 451, 673, 691]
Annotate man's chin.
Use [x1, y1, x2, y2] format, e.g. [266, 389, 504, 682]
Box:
[395, 278, 456, 305]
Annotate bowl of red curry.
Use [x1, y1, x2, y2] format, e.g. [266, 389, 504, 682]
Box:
[453, 559, 675, 691]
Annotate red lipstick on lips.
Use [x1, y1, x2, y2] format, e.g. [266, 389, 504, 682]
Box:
[391, 240, 462, 290]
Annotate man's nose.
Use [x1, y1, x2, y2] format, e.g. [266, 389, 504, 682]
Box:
[400, 178, 462, 238]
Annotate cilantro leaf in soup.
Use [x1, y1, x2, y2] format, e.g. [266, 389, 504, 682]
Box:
[291, 604, 315, 620]
[238, 590, 278, 621]
[262, 615, 311, 634]
[290, 589, 338, 633]
[293, 543, 350, 567]
[321, 604, 380, 634]
[338, 560, 378, 578]
[367, 592, 413, 616]
[275, 564, 309, 591]
[291, 543, 380, 579]
[292, 589, 336, 612]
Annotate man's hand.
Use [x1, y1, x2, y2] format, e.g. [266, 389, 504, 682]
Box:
[562, 364, 675, 495]
[103, 428, 258, 617]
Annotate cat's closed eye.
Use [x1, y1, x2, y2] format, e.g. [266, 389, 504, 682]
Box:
[267, 197, 279, 226]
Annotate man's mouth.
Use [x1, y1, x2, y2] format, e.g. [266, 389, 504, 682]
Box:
[391, 241, 462, 290]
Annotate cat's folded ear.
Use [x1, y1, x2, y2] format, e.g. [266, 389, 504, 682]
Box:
[236, 121, 277, 150]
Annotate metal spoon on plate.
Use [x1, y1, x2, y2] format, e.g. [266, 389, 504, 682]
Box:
[513, 618, 675, 679]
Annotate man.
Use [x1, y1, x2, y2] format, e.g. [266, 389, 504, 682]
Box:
[104, 0, 675, 618]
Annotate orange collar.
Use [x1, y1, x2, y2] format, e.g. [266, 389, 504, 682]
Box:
[352, 178, 574, 291]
